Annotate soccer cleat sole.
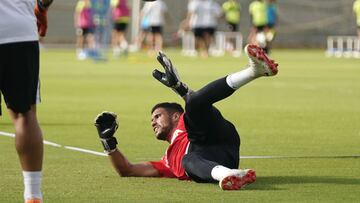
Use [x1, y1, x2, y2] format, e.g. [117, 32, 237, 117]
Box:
[245, 44, 279, 76]
[220, 169, 256, 190]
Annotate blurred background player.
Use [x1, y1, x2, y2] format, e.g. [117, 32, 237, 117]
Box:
[248, 0, 267, 50]
[222, 0, 241, 54]
[94, 44, 278, 190]
[222, 0, 241, 32]
[0, 0, 53, 202]
[133, 3, 152, 51]
[74, 0, 96, 60]
[141, 0, 169, 54]
[91, 0, 111, 60]
[110, 0, 130, 57]
[186, 0, 222, 58]
[265, 0, 278, 54]
[354, 0, 360, 39]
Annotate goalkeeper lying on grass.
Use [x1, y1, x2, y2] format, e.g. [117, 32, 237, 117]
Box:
[94, 44, 278, 190]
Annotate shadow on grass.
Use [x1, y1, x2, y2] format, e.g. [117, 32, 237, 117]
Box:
[247, 176, 360, 190]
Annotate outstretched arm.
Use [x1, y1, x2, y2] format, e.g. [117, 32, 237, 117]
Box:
[108, 150, 160, 177]
[94, 112, 160, 177]
[152, 52, 193, 100]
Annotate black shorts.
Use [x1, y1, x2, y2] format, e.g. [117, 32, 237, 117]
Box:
[0, 41, 40, 115]
[255, 25, 266, 32]
[113, 22, 128, 32]
[192, 27, 216, 38]
[77, 28, 95, 36]
[184, 104, 240, 167]
[227, 22, 238, 32]
[150, 26, 163, 34]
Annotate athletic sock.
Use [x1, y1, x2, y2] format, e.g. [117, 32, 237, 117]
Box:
[23, 171, 42, 201]
[211, 165, 232, 181]
[226, 67, 259, 90]
[120, 41, 128, 50]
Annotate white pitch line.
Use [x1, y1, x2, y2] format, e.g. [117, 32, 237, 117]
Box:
[0, 131, 15, 137]
[43, 140, 62, 148]
[0, 131, 105, 156]
[64, 146, 107, 156]
[241, 155, 280, 159]
[1, 131, 359, 159]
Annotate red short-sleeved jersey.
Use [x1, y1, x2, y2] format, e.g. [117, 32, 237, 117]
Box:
[150, 113, 191, 180]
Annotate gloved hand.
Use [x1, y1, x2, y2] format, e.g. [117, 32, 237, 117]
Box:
[94, 111, 119, 154]
[34, 0, 53, 37]
[152, 51, 189, 97]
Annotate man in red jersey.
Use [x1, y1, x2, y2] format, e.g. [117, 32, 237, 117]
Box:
[95, 44, 278, 190]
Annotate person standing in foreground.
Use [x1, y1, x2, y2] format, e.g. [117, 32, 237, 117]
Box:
[94, 44, 278, 190]
[0, 0, 53, 202]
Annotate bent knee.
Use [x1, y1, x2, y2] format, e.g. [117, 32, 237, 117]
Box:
[185, 92, 205, 112]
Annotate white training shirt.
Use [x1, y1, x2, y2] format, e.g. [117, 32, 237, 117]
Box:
[188, 0, 222, 28]
[142, 0, 168, 26]
[0, 0, 38, 45]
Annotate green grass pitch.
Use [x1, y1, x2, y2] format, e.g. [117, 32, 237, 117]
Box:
[0, 49, 359, 202]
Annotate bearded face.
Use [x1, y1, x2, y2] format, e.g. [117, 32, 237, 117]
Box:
[151, 108, 178, 141]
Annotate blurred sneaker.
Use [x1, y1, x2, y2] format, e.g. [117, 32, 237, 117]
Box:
[25, 198, 42, 203]
[245, 44, 278, 76]
[219, 169, 256, 190]
[77, 50, 87, 60]
[113, 47, 121, 57]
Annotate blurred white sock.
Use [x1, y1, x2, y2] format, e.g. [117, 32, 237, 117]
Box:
[120, 41, 128, 50]
[23, 171, 42, 201]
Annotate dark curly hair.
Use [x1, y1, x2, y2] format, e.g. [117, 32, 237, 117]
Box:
[151, 102, 184, 114]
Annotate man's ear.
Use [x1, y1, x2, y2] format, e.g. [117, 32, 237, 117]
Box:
[172, 112, 181, 122]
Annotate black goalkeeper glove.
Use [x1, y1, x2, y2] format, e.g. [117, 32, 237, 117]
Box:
[94, 111, 119, 154]
[152, 51, 189, 97]
[37, 0, 53, 10]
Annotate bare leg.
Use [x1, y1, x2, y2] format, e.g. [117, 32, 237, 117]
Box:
[154, 33, 163, 52]
[9, 105, 43, 171]
[247, 27, 257, 44]
[147, 33, 156, 55]
[111, 30, 118, 49]
[86, 33, 96, 50]
[76, 35, 84, 51]
[203, 33, 214, 57]
[9, 105, 43, 201]
[196, 37, 208, 58]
